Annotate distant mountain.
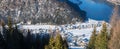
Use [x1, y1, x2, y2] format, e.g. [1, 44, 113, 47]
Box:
[0, 0, 86, 24]
[107, 0, 120, 5]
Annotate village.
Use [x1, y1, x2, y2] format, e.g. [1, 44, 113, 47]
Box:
[14, 19, 110, 49]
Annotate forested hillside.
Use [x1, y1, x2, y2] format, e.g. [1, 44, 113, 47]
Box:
[0, 0, 86, 24]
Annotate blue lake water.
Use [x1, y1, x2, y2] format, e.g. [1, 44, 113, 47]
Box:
[69, 0, 113, 22]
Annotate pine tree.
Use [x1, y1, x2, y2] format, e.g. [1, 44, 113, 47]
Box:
[0, 19, 5, 27]
[45, 45, 50, 49]
[87, 26, 96, 49]
[7, 16, 13, 34]
[95, 32, 101, 49]
[13, 24, 24, 49]
[5, 16, 14, 49]
[0, 29, 5, 49]
[63, 39, 68, 49]
[0, 19, 7, 49]
[49, 36, 55, 49]
[35, 34, 41, 49]
[95, 23, 108, 49]
[45, 31, 68, 49]
[54, 33, 63, 49]
[8, 16, 12, 29]
[101, 23, 108, 49]
[26, 30, 33, 49]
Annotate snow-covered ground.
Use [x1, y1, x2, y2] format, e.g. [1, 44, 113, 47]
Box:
[18, 25, 56, 30]
[17, 19, 111, 49]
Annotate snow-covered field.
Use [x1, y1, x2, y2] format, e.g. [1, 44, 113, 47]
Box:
[18, 25, 56, 30]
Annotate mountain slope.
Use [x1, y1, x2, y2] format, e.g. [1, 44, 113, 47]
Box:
[0, 0, 86, 24]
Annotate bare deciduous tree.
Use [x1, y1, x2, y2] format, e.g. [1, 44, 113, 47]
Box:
[109, 5, 120, 49]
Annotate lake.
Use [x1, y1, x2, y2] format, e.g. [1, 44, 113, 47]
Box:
[69, 0, 113, 22]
